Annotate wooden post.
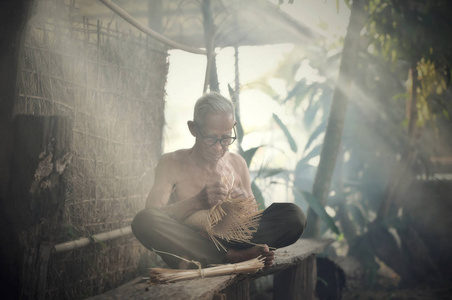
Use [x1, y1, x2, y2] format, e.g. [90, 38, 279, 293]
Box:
[273, 254, 317, 300]
[223, 279, 250, 300]
[7, 115, 72, 300]
[202, 0, 220, 93]
[0, 1, 33, 198]
[147, 0, 162, 32]
[304, 0, 367, 238]
[0, 2, 35, 298]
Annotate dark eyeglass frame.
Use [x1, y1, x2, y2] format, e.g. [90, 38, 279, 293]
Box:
[196, 125, 237, 146]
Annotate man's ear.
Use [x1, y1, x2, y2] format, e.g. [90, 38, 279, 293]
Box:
[187, 121, 197, 137]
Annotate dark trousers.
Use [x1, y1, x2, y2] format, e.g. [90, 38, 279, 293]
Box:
[131, 203, 306, 268]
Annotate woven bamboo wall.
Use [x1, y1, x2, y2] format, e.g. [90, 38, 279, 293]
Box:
[15, 0, 168, 298]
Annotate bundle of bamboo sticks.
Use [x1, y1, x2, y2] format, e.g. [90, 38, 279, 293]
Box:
[149, 256, 265, 284]
[184, 176, 262, 251]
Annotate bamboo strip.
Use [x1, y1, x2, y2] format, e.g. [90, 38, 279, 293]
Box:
[149, 256, 265, 284]
[98, 0, 207, 55]
[54, 226, 132, 253]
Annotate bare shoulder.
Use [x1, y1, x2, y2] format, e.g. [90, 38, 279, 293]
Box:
[160, 149, 190, 163]
[157, 152, 175, 168]
[156, 149, 190, 176]
[226, 152, 248, 170]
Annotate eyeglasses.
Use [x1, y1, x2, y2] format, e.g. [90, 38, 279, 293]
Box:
[197, 125, 237, 146]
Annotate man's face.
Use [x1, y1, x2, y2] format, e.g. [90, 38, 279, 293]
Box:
[196, 112, 235, 163]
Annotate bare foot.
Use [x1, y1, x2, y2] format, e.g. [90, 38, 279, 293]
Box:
[225, 244, 275, 267]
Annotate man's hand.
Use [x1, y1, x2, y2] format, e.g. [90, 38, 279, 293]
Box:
[230, 186, 258, 212]
[229, 187, 245, 199]
[198, 182, 229, 209]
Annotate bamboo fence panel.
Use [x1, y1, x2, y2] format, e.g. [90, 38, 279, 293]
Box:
[16, 0, 169, 298]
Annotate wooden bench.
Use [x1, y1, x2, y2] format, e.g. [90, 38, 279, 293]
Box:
[87, 238, 333, 300]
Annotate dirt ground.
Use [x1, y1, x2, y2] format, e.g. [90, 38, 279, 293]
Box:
[250, 278, 452, 300]
[342, 285, 452, 300]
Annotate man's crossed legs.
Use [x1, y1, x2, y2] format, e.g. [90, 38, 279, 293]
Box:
[132, 203, 306, 268]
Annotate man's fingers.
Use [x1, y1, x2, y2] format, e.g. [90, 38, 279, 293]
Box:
[203, 185, 229, 208]
[230, 187, 245, 198]
[207, 189, 228, 200]
[210, 181, 228, 189]
[207, 182, 228, 195]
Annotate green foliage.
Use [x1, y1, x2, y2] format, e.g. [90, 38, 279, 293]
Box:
[300, 144, 323, 165]
[304, 121, 326, 153]
[272, 113, 298, 152]
[365, 0, 452, 128]
[240, 35, 340, 233]
[242, 146, 262, 167]
[295, 188, 340, 235]
[251, 181, 266, 209]
[256, 167, 287, 179]
[236, 0, 452, 288]
[239, 140, 287, 209]
[348, 235, 380, 287]
[242, 0, 451, 256]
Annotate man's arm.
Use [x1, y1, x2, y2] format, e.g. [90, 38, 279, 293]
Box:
[162, 181, 229, 221]
[145, 153, 175, 208]
[236, 154, 254, 198]
[229, 153, 258, 210]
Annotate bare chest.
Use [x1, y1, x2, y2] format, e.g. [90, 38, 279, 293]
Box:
[170, 160, 239, 203]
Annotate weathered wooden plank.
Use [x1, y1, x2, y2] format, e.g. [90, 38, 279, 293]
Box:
[87, 238, 332, 300]
[258, 238, 333, 276]
[273, 254, 317, 300]
[88, 275, 237, 300]
[223, 279, 249, 300]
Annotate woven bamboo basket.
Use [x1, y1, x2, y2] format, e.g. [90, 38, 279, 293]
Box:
[184, 177, 262, 251]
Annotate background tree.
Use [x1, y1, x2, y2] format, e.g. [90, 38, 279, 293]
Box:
[245, 0, 452, 287]
[346, 0, 452, 286]
[304, 0, 368, 238]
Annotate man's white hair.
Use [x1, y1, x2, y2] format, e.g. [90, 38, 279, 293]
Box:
[193, 92, 235, 127]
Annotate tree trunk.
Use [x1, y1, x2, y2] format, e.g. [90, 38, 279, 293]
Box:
[304, 0, 367, 238]
[376, 61, 420, 223]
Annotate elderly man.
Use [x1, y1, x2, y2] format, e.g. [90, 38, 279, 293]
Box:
[132, 92, 306, 269]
